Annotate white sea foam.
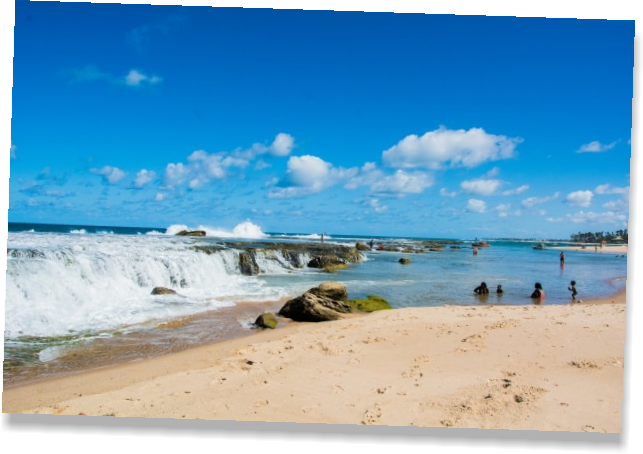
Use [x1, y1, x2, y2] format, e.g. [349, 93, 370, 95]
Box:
[5, 232, 284, 338]
[165, 220, 266, 238]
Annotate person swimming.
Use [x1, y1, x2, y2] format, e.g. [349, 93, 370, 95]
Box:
[474, 282, 489, 294]
[496, 284, 503, 294]
[531, 282, 545, 301]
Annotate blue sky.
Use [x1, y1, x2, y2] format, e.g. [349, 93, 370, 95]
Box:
[6, 0, 634, 239]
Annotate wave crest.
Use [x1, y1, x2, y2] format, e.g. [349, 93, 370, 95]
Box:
[165, 221, 266, 239]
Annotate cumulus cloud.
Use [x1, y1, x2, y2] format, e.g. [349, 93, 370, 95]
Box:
[502, 184, 529, 196]
[577, 140, 617, 153]
[466, 199, 487, 213]
[155, 193, 167, 202]
[133, 169, 156, 188]
[594, 184, 629, 195]
[382, 126, 522, 170]
[91, 165, 127, 184]
[565, 190, 593, 208]
[370, 170, 433, 195]
[521, 192, 560, 208]
[460, 178, 502, 196]
[269, 133, 295, 157]
[268, 155, 358, 198]
[440, 188, 458, 197]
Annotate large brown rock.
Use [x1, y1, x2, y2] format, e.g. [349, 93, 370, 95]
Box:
[308, 282, 348, 301]
[175, 230, 206, 237]
[355, 241, 371, 251]
[239, 251, 260, 275]
[308, 255, 346, 269]
[151, 287, 177, 295]
[278, 284, 354, 322]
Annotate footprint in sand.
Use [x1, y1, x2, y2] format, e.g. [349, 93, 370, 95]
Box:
[362, 403, 383, 425]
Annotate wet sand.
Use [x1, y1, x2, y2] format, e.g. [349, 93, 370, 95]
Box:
[2, 290, 626, 432]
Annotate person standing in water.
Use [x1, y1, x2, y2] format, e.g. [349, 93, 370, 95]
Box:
[559, 251, 565, 266]
[474, 282, 489, 294]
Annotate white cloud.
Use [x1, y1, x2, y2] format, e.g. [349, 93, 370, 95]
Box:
[164, 162, 191, 188]
[466, 199, 487, 213]
[565, 211, 628, 225]
[370, 170, 433, 195]
[382, 126, 522, 170]
[155, 193, 166, 202]
[440, 188, 457, 197]
[91, 165, 126, 184]
[133, 169, 156, 188]
[269, 133, 295, 157]
[269, 155, 357, 198]
[495, 203, 511, 212]
[594, 184, 629, 195]
[502, 184, 529, 196]
[254, 160, 271, 171]
[521, 192, 560, 208]
[10, 144, 17, 159]
[125, 69, 163, 86]
[603, 199, 629, 211]
[460, 178, 502, 196]
[361, 198, 389, 213]
[577, 140, 617, 153]
[565, 190, 593, 208]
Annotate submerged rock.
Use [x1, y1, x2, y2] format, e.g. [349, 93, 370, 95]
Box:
[255, 313, 278, 329]
[151, 287, 177, 295]
[399, 257, 412, 264]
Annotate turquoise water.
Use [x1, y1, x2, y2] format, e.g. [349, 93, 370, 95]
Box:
[4, 222, 627, 385]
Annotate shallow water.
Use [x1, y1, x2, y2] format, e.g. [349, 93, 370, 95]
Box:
[4, 223, 627, 386]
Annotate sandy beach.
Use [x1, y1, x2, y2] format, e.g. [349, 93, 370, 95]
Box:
[2, 290, 626, 433]
[551, 245, 628, 254]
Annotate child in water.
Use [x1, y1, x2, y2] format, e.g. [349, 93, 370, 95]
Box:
[531, 282, 545, 301]
[568, 280, 578, 301]
[496, 285, 503, 294]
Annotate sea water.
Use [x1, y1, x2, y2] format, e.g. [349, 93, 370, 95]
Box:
[4, 222, 627, 384]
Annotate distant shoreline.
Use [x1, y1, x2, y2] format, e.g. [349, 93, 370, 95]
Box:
[551, 244, 628, 254]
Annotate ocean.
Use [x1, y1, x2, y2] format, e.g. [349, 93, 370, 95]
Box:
[4, 221, 627, 385]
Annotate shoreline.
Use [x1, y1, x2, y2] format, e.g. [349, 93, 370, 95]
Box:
[2, 289, 627, 431]
[551, 244, 628, 254]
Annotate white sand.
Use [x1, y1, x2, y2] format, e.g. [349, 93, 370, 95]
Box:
[3, 292, 626, 433]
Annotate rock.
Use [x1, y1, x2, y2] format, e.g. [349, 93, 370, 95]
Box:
[308, 255, 346, 269]
[347, 295, 393, 312]
[255, 313, 278, 329]
[175, 230, 206, 237]
[355, 241, 371, 251]
[308, 282, 349, 301]
[399, 258, 412, 264]
[151, 287, 177, 295]
[239, 251, 260, 275]
[278, 285, 354, 322]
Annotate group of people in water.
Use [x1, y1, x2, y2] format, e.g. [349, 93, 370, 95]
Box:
[474, 280, 579, 303]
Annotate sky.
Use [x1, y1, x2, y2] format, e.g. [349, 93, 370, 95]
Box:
[5, 0, 635, 239]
